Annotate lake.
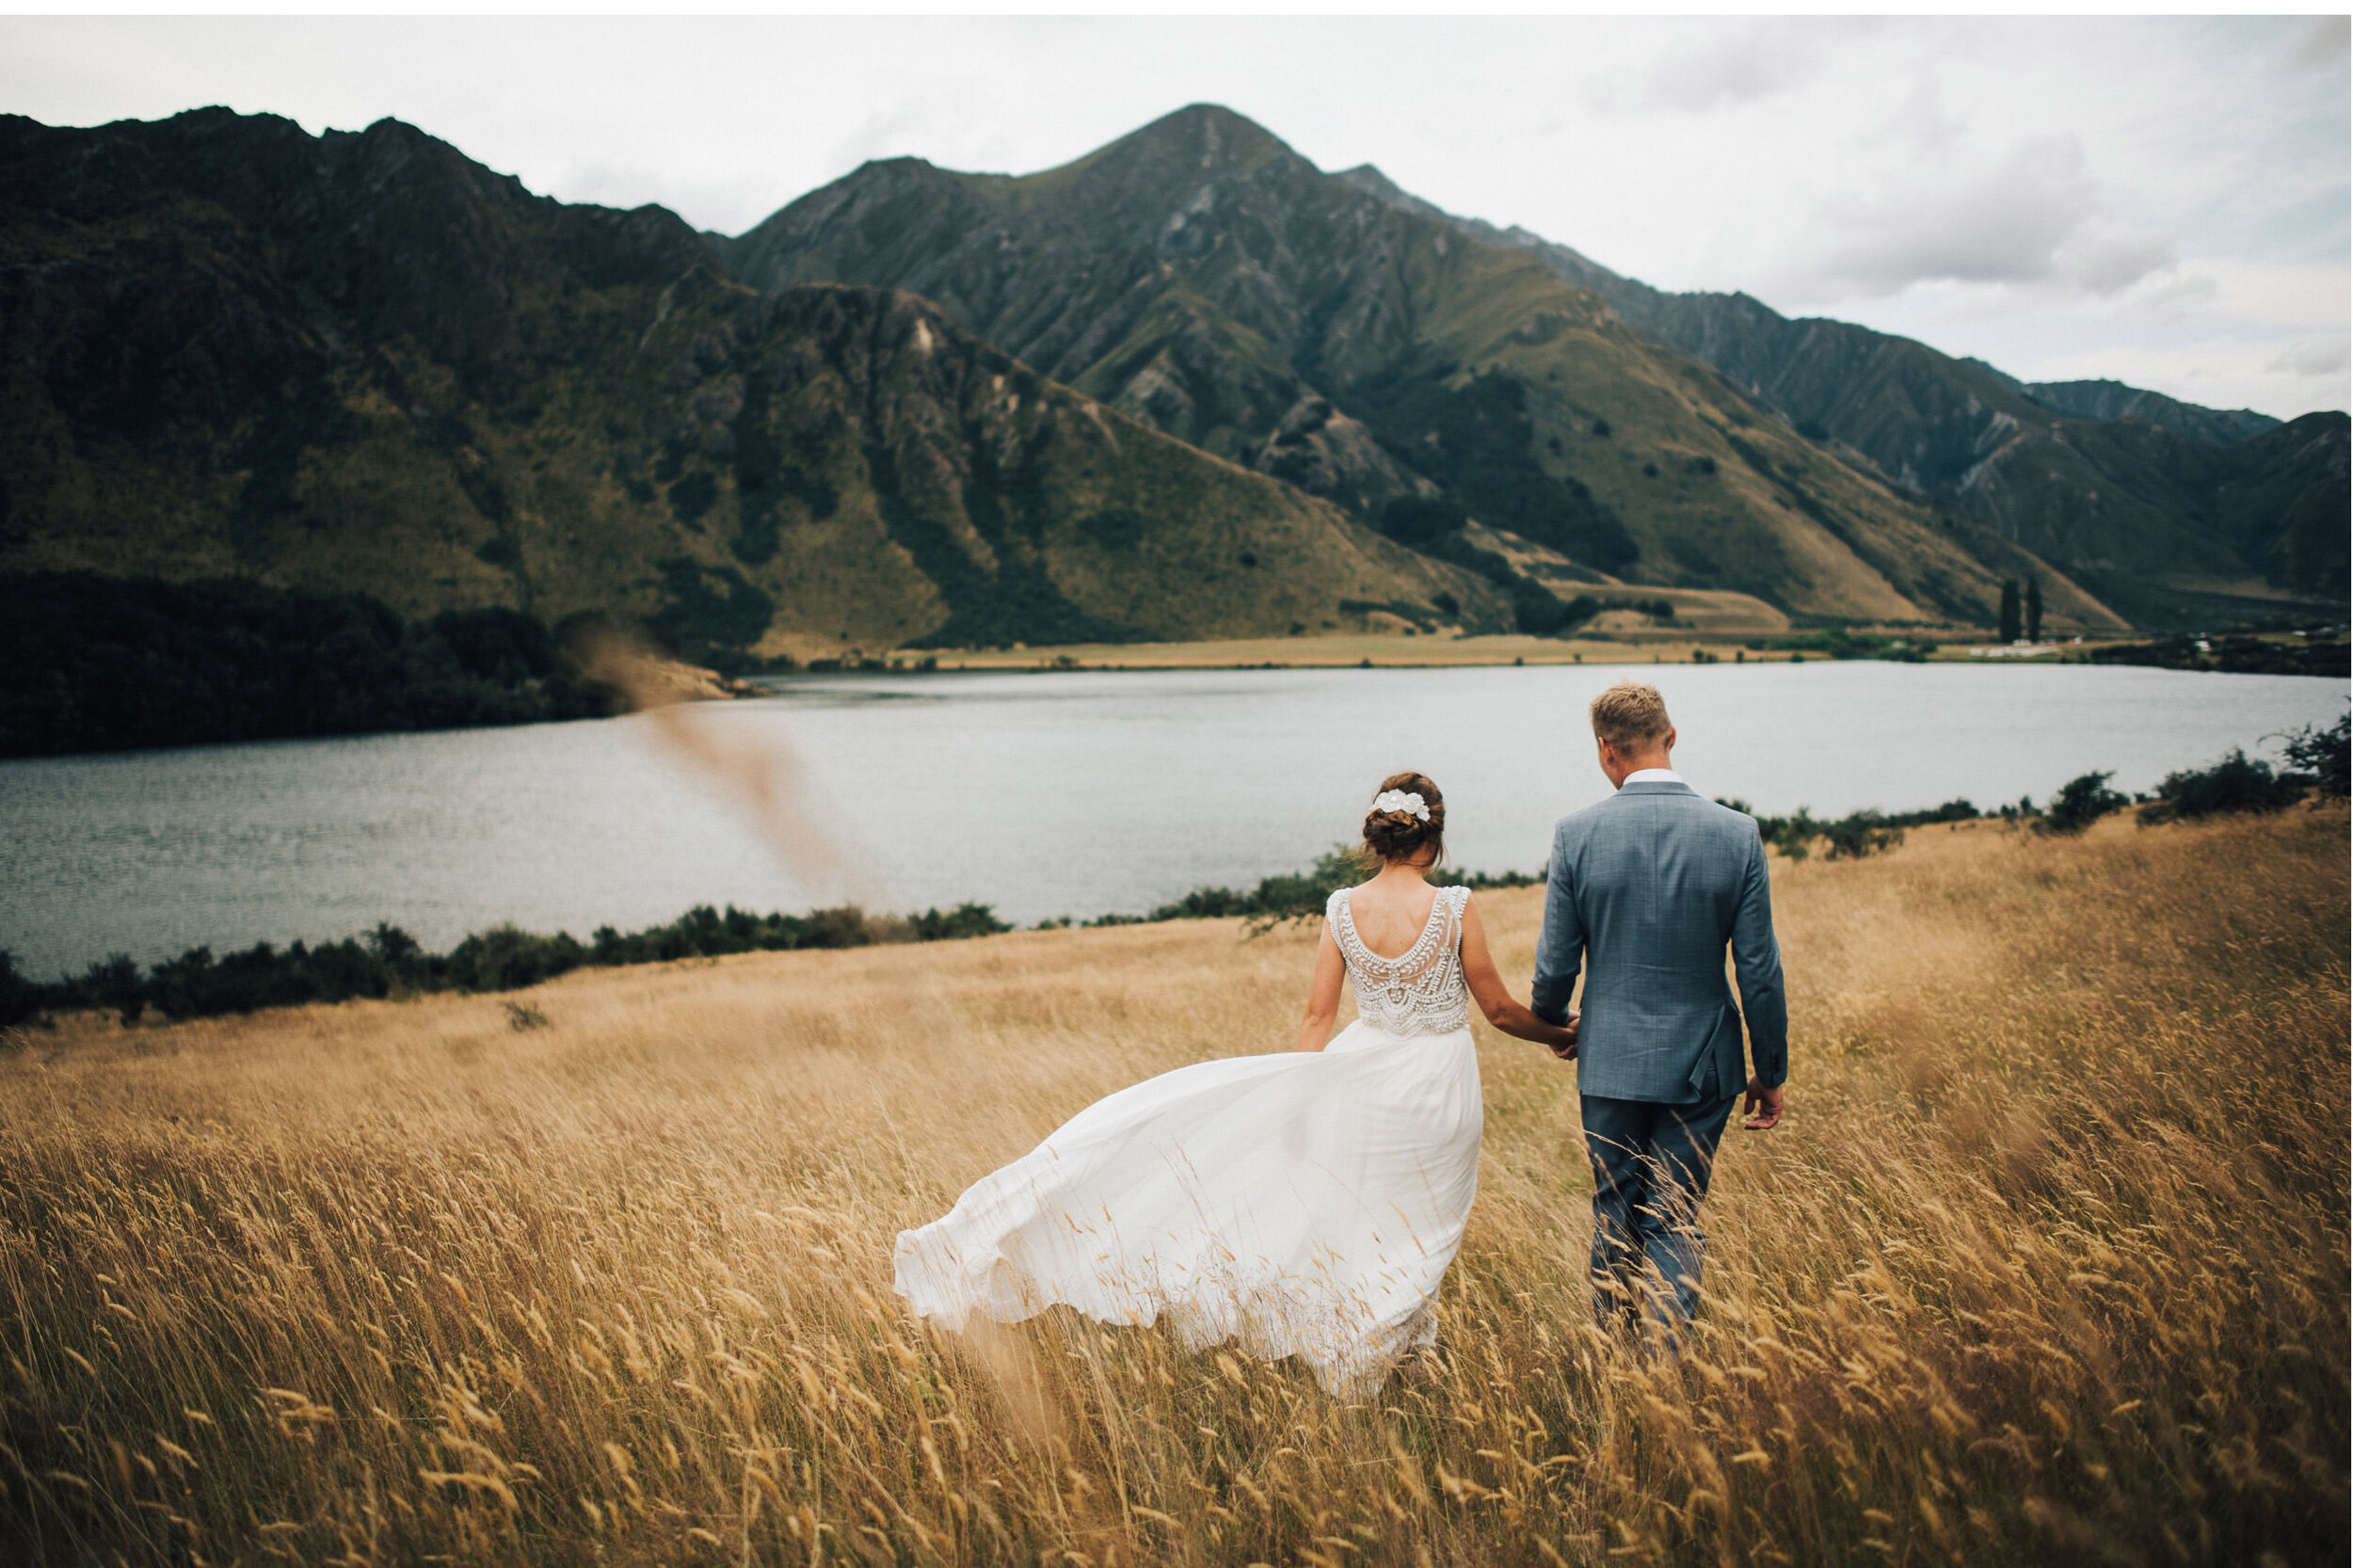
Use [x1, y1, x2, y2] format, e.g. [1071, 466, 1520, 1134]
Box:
[2, 662, 2344, 979]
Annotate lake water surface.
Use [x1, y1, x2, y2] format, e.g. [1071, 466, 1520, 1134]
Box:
[2, 662, 2344, 978]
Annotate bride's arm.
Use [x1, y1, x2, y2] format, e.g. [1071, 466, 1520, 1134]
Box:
[1460, 895, 1579, 1057]
[1293, 921, 1347, 1052]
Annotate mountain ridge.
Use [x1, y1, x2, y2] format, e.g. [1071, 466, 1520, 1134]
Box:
[0, 107, 1506, 661]
[10, 100, 2334, 662]
[1329, 159, 2345, 620]
[733, 103, 2122, 631]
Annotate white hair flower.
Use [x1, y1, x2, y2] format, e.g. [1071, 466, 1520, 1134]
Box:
[1371, 789, 1429, 821]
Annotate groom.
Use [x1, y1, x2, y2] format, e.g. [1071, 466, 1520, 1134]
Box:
[1531, 680, 1787, 1347]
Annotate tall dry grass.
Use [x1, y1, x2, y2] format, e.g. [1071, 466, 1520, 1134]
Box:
[1, 809, 2344, 1566]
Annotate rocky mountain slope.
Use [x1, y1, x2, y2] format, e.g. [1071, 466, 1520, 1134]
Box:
[1344, 166, 2346, 624]
[2013, 378, 2277, 446]
[16, 103, 2324, 652]
[0, 109, 1497, 660]
[731, 104, 2120, 632]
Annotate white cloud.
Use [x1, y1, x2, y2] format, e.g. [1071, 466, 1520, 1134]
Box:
[2268, 339, 2351, 377]
[2289, 15, 2349, 70]
[1586, 19, 1833, 116]
[1793, 135, 2177, 299]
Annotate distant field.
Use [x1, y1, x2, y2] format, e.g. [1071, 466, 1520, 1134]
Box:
[1577, 585, 1794, 635]
[909, 628, 1870, 670]
[3, 811, 2345, 1565]
[904, 627, 2146, 670]
[916, 632, 1714, 669]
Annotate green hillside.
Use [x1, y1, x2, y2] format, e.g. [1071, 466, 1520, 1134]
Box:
[732, 104, 2123, 632]
[0, 110, 1500, 664]
[16, 101, 2318, 659]
[1381, 175, 2349, 628]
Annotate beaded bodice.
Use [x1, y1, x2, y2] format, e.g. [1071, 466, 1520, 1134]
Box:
[1327, 884, 1472, 1037]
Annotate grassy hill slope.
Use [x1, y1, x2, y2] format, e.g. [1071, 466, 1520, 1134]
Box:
[1382, 178, 2348, 627]
[733, 104, 2121, 632]
[0, 110, 1499, 660]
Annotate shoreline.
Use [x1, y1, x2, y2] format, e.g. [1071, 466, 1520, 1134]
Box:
[20, 745, 2339, 1020]
[847, 632, 1977, 672]
[793, 628, 2341, 675]
[8, 632, 2338, 767]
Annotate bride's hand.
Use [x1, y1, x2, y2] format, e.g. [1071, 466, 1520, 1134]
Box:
[1547, 1009, 1579, 1061]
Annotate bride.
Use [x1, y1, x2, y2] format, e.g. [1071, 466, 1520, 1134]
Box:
[892, 771, 1580, 1395]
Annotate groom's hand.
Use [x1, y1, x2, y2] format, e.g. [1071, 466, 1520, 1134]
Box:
[1548, 1009, 1580, 1061]
[1741, 1077, 1784, 1131]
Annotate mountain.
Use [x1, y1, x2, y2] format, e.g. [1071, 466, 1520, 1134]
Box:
[0, 109, 1499, 662]
[731, 104, 2121, 632]
[2013, 379, 2278, 447]
[1345, 168, 2347, 624]
[21, 102, 2324, 652]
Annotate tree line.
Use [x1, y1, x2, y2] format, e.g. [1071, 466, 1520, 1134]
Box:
[0, 900, 1013, 1030]
[0, 572, 626, 758]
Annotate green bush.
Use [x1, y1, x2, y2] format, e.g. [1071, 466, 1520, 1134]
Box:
[2088, 636, 2349, 678]
[1728, 799, 1975, 860]
[2138, 750, 2306, 824]
[0, 952, 43, 1032]
[2036, 771, 2129, 836]
[2281, 714, 2349, 797]
[1513, 585, 1602, 638]
[1822, 811, 1905, 860]
[1764, 629, 1928, 663]
[909, 903, 1015, 941]
[12, 895, 1016, 1026]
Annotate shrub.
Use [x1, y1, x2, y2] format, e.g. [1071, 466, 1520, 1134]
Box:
[2281, 713, 2350, 797]
[0, 952, 44, 1031]
[1513, 585, 1600, 638]
[1732, 799, 1968, 860]
[13, 896, 1016, 1027]
[1822, 811, 1905, 860]
[2036, 771, 2128, 836]
[444, 926, 589, 993]
[2138, 750, 2305, 824]
[1737, 806, 1827, 860]
[77, 952, 147, 1025]
[2088, 636, 2349, 678]
[908, 904, 1014, 941]
[1765, 629, 1928, 663]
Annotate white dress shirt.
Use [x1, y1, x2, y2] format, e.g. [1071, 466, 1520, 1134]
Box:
[1622, 767, 1685, 786]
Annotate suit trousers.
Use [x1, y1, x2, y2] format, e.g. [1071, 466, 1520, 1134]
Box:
[1578, 1089, 1740, 1341]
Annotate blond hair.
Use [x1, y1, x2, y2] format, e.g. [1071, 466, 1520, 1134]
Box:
[1589, 681, 1673, 752]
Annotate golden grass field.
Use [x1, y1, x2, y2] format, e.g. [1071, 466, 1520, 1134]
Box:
[2, 808, 2345, 1566]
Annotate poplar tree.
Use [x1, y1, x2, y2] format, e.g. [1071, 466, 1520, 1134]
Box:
[1999, 580, 2023, 643]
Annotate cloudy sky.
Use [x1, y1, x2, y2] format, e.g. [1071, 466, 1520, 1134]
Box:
[6, 14, 2345, 420]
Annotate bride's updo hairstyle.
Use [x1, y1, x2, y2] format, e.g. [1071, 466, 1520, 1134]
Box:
[1362, 771, 1446, 868]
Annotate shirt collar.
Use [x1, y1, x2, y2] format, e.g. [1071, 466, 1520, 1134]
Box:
[1622, 767, 1685, 786]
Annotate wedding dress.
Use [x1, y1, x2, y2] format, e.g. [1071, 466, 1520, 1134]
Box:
[892, 884, 1482, 1396]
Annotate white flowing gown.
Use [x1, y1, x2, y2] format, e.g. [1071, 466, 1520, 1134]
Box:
[892, 884, 1482, 1396]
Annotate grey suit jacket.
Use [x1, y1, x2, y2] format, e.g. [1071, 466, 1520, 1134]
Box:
[1531, 780, 1788, 1103]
